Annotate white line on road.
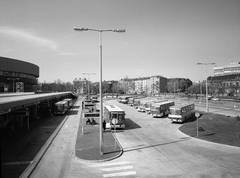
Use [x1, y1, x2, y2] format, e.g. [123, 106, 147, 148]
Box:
[103, 171, 137, 178]
[89, 161, 130, 167]
[99, 166, 133, 172]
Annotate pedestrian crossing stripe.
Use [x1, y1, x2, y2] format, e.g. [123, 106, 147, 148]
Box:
[88, 161, 138, 178]
[89, 161, 130, 167]
[103, 171, 137, 178]
[99, 165, 133, 171]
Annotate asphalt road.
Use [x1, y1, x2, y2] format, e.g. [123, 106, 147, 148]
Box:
[103, 99, 240, 178]
[20, 97, 240, 178]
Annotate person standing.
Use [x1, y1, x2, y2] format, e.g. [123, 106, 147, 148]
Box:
[103, 120, 106, 131]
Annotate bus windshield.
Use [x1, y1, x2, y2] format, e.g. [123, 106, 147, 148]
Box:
[170, 109, 181, 115]
[118, 114, 124, 120]
[111, 113, 118, 119]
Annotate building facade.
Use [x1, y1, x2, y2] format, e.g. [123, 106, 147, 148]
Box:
[210, 62, 240, 97]
[120, 75, 168, 95]
[0, 56, 39, 92]
[209, 74, 240, 97]
[213, 62, 240, 76]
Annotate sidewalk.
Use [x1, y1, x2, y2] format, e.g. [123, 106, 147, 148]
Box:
[75, 106, 122, 162]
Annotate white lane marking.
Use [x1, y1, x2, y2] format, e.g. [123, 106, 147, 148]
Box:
[103, 171, 137, 178]
[89, 161, 130, 167]
[99, 166, 133, 172]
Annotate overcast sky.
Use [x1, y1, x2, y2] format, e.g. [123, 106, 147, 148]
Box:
[0, 0, 239, 83]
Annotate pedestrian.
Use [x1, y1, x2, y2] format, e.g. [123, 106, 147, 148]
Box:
[103, 120, 106, 131]
[86, 118, 90, 125]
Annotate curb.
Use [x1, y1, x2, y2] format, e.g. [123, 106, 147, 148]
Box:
[178, 129, 240, 150]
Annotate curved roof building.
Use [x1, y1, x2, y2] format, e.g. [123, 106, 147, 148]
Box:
[0, 56, 39, 92]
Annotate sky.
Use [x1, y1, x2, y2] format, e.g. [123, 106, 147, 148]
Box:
[0, 0, 240, 83]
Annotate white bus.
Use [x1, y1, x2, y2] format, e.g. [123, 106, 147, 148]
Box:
[54, 100, 69, 114]
[145, 99, 168, 114]
[104, 105, 125, 129]
[168, 103, 195, 123]
[150, 101, 175, 117]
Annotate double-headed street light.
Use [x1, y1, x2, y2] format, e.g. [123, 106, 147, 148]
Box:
[74, 27, 125, 155]
[197, 62, 215, 112]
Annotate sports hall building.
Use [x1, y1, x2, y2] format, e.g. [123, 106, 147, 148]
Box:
[0, 56, 39, 93]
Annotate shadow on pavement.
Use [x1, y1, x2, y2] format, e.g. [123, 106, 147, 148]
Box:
[123, 118, 141, 130]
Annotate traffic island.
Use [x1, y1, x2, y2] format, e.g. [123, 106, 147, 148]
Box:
[75, 100, 123, 162]
[75, 125, 122, 162]
[179, 112, 240, 147]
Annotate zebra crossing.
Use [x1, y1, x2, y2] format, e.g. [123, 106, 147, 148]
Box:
[89, 161, 139, 178]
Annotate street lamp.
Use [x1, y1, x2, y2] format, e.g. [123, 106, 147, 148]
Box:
[82, 73, 96, 99]
[74, 27, 125, 155]
[7, 78, 19, 93]
[197, 63, 215, 112]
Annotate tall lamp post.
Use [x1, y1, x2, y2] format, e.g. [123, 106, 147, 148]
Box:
[74, 27, 125, 155]
[197, 63, 215, 112]
[7, 78, 19, 93]
[82, 73, 96, 99]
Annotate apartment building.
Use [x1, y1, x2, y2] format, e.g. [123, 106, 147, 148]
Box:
[120, 75, 167, 95]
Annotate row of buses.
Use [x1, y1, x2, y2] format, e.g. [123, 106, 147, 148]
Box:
[118, 96, 195, 123]
[54, 98, 73, 115]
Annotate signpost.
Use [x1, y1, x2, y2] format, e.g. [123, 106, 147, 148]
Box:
[195, 112, 200, 137]
[112, 118, 118, 149]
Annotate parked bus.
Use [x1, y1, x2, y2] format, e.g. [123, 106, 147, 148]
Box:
[104, 105, 125, 129]
[119, 96, 130, 104]
[168, 103, 195, 123]
[63, 98, 73, 108]
[133, 99, 140, 109]
[117, 96, 122, 103]
[138, 97, 152, 112]
[128, 97, 134, 106]
[54, 100, 69, 114]
[145, 99, 167, 114]
[150, 101, 175, 117]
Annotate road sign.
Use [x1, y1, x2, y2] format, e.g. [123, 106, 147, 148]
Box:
[195, 112, 200, 137]
[195, 112, 200, 118]
[112, 118, 118, 125]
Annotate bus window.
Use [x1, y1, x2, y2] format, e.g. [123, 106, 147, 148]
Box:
[119, 114, 123, 120]
[182, 108, 186, 113]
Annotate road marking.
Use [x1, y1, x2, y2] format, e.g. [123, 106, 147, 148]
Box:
[103, 171, 137, 178]
[1, 161, 32, 166]
[99, 165, 133, 171]
[89, 161, 130, 167]
[89, 161, 138, 177]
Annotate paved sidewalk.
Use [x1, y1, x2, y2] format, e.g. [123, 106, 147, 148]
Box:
[75, 106, 122, 162]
